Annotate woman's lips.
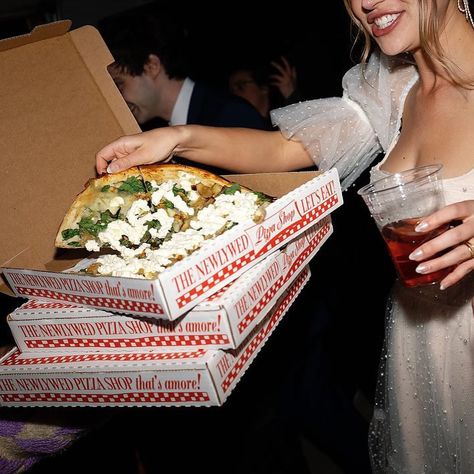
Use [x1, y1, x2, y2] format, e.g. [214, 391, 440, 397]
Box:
[371, 12, 402, 37]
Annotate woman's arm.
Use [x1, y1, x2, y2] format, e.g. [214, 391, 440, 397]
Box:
[96, 125, 313, 174]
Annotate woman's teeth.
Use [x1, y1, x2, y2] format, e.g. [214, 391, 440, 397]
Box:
[374, 13, 400, 29]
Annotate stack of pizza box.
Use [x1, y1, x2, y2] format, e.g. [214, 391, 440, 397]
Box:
[7, 221, 331, 355]
[0, 22, 343, 407]
[0, 217, 333, 407]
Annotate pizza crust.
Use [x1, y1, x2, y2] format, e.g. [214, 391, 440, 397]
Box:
[139, 163, 241, 189]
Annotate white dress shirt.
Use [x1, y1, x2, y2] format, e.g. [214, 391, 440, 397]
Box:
[169, 77, 195, 126]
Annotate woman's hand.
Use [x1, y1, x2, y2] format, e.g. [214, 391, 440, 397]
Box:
[269, 56, 297, 100]
[96, 127, 182, 174]
[408, 200, 474, 289]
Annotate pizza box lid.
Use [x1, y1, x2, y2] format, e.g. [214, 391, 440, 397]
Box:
[0, 21, 319, 295]
[0, 20, 140, 292]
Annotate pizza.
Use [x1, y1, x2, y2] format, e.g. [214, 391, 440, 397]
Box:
[56, 164, 273, 279]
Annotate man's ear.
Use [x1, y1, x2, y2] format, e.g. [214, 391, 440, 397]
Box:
[144, 54, 162, 78]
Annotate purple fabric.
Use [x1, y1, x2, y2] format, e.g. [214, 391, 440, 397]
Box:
[0, 456, 39, 474]
[0, 458, 24, 474]
[56, 426, 83, 437]
[15, 436, 73, 454]
[0, 410, 96, 473]
[0, 419, 25, 437]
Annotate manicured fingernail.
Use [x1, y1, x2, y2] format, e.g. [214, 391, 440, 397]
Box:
[440, 283, 446, 291]
[415, 222, 428, 232]
[415, 264, 428, 274]
[409, 249, 423, 260]
[107, 162, 119, 173]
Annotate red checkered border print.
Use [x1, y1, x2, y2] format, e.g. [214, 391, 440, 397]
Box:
[25, 334, 230, 350]
[237, 221, 328, 333]
[237, 276, 284, 333]
[2, 391, 210, 405]
[15, 288, 163, 314]
[4, 349, 207, 365]
[176, 196, 336, 309]
[22, 300, 77, 310]
[221, 270, 307, 392]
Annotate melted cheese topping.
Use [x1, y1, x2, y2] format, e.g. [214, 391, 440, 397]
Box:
[88, 192, 135, 215]
[84, 173, 260, 279]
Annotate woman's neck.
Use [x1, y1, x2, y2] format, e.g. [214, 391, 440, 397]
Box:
[413, 6, 474, 93]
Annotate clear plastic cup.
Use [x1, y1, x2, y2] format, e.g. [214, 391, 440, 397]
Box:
[358, 164, 452, 288]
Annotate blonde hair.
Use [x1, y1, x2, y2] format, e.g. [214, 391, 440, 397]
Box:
[343, 0, 474, 87]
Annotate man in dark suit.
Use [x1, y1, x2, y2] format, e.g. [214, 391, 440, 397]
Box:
[98, 6, 269, 134]
[99, 5, 268, 176]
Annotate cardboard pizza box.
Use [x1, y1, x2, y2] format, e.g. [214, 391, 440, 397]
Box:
[0, 267, 310, 407]
[0, 21, 343, 320]
[8, 220, 331, 353]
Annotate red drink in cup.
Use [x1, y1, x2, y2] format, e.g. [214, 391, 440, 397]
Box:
[381, 218, 452, 287]
[358, 164, 449, 288]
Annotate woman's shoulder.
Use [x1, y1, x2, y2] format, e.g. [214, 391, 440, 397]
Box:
[341, 51, 418, 151]
[342, 51, 417, 99]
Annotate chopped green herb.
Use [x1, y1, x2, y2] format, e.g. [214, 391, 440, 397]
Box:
[254, 191, 272, 202]
[118, 176, 146, 194]
[67, 241, 81, 247]
[141, 230, 151, 243]
[172, 184, 186, 196]
[99, 210, 116, 224]
[147, 220, 162, 230]
[62, 228, 80, 240]
[119, 236, 132, 247]
[163, 199, 174, 209]
[78, 216, 108, 237]
[223, 183, 241, 195]
[100, 185, 111, 192]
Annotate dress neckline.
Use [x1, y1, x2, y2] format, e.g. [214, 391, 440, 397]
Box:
[375, 158, 474, 181]
[375, 82, 474, 182]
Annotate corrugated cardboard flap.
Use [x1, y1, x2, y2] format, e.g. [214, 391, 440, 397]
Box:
[223, 170, 319, 197]
[0, 21, 71, 52]
[0, 22, 140, 277]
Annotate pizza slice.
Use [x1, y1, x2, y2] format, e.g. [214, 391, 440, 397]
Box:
[56, 164, 273, 279]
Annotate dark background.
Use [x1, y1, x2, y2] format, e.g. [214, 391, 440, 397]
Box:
[0, 0, 354, 99]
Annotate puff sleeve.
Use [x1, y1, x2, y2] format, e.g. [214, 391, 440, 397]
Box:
[270, 51, 418, 190]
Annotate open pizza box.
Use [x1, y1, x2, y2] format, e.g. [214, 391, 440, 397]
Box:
[0, 266, 310, 407]
[0, 21, 343, 320]
[7, 220, 331, 354]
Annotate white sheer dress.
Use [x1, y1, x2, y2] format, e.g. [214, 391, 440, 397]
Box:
[271, 51, 474, 473]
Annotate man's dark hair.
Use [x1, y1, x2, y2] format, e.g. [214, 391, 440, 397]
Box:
[98, 3, 189, 79]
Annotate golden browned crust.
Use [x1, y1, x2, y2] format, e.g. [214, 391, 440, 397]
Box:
[139, 163, 248, 189]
